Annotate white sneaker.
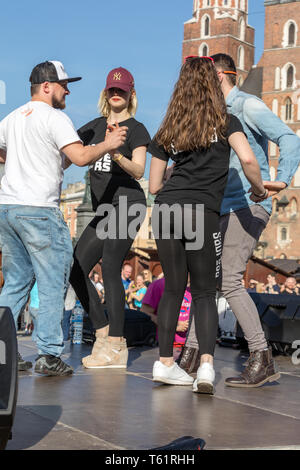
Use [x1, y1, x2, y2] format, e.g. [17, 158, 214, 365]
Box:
[153, 361, 194, 385]
[193, 363, 215, 395]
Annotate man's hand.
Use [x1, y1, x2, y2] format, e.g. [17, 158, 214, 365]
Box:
[262, 180, 287, 197]
[105, 122, 128, 154]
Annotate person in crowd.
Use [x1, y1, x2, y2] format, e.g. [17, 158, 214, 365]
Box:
[127, 274, 147, 310]
[141, 275, 192, 353]
[0, 60, 127, 375]
[121, 263, 133, 308]
[70, 67, 151, 369]
[181, 53, 300, 389]
[91, 271, 105, 304]
[62, 283, 77, 341]
[142, 269, 153, 287]
[265, 273, 280, 294]
[148, 56, 268, 394]
[25, 281, 39, 337]
[247, 279, 258, 293]
[281, 277, 299, 295]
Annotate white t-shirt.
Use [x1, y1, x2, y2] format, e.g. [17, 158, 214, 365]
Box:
[0, 101, 81, 207]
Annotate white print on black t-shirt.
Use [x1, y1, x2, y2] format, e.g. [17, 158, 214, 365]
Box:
[170, 130, 218, 156]
[94, 153, 112, 173]
[213, 232, 222, 279]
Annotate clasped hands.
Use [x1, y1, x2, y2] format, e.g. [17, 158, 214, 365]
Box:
[104, 122, 128, 160]
[249, 181, 287, 202]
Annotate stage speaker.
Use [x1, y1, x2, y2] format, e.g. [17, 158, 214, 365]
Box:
[236, 293, 300, 352]
[0, 307, 18, 450]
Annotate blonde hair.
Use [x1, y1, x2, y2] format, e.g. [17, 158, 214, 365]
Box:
[98, 89, 138, 117]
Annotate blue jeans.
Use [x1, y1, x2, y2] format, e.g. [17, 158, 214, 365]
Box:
[0, 205, 73, 357]
[62, 308, 73, 341]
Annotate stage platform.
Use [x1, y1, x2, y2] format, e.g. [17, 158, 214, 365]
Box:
[6, 335, 300, 451]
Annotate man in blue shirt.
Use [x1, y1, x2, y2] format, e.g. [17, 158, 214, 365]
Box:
[181, 54, 300, 388]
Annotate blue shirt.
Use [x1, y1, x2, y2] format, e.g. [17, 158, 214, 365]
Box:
[134, 287, 147, 309]
[221, 86, 300, 216]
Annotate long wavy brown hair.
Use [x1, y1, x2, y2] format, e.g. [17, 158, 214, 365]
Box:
[155, 57, 229, 152]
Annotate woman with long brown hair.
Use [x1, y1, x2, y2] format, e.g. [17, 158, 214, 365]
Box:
[149, 57, 268, 393]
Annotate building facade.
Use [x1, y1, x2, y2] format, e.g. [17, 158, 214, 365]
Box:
[183, 0, 255, 86]
[183, 0, 300, 260]
[60, 181, 85, 240]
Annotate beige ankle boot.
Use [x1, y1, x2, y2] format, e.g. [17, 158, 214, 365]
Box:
[82, 337, 128, 369]
[82, 326, 108, 367]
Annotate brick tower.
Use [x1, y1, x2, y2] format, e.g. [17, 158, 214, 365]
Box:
[254, 0, 300, 260]
[182, 0, 255, 85]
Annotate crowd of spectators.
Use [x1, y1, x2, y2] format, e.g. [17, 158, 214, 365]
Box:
[246, 273, 300, 295]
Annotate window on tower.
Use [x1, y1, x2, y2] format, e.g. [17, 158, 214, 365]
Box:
[283, 20, 297, 48]
[205, 16, 210, 36]
[201, 15, 211, 38]
[287, 66, 294, 88]
[288, 23, 296, 46]
[285, 97, 292, 122]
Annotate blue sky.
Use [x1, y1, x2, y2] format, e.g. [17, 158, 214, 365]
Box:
[0, 0, 265, 186]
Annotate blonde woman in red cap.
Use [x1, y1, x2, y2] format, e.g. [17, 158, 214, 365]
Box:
[70, 67, 150, 368]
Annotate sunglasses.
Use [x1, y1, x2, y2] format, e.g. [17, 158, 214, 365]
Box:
[184, 55, 215, 64]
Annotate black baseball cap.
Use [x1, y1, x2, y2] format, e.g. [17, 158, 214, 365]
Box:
[29, 60, 82, 85]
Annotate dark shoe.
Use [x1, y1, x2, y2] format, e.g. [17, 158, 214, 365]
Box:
[225, 347, 280, 388]
[34, 355, 73, 376]
[176, 346, 201, 374]
[18, 352, 32, 371]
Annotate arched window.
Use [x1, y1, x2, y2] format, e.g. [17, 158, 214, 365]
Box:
[288, 22, 296, 46]
[287, 65, 294, 88]
[285, 98, 292, 122]
[290, 198, 298, 214]
[201, 15, 211, 38]
[237, 46, 244, 70]
[283, 20, 298, 48]
[274, 67, 281, 89]
[282, 63, 296, 90]
[281, 227, 287, 241]
[279, 253, 287, 259]
[199, 43, 209, 57]
[239, 17, 245, 41]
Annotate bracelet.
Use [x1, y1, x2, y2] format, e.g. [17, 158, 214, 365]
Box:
[112, 153, 124, 162]
[253, 189, 268, 199]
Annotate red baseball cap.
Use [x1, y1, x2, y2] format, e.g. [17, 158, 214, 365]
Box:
[105, 67, 134, 92]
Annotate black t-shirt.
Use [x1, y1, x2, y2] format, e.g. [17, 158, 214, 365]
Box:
[78, 117, 151, 209]
[148, 114, 244, 213]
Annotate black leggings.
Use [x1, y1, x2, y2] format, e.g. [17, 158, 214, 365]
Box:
[70, 201, 145, 336]
[153, 205, 221, 357]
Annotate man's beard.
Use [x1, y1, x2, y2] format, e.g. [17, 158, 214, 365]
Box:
[52, 95, 66, 110]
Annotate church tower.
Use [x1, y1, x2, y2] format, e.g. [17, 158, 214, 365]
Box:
[182, 0, 255, 86]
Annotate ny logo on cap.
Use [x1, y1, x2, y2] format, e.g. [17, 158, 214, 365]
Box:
[113, 73, 122, 81]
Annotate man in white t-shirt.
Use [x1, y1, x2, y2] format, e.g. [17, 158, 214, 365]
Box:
[0, 60, 127, 376]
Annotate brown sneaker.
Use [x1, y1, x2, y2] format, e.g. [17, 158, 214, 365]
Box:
[225, 347, 280, 388]
[82, 337, 128, 369]
[176, 346, 201, 374]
